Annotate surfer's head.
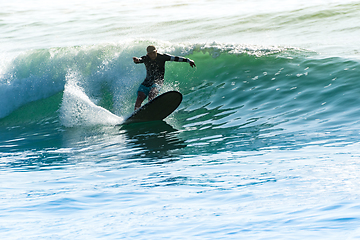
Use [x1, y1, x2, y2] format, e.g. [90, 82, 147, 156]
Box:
[147, 45, 157, 60]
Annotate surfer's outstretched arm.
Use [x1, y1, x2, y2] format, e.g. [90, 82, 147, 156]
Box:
[167, 55, 196, 68]
[133, 57, 144, 64]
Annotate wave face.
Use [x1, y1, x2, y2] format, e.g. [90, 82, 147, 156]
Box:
[176, 50, 360, 152]
[1, 42, 359, 152]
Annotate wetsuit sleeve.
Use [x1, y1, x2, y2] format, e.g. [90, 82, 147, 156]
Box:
[136, 56, 146, 64]
[165, 54, 191, 63]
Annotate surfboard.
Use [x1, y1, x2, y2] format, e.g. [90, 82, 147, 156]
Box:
[122, 91, 182, 125]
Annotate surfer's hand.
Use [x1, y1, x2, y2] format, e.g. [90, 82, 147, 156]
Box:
[189, 60, 196, 68]
[133, 57, 140, 63]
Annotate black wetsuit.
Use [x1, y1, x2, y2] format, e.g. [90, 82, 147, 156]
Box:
[136, 53, 190, 87]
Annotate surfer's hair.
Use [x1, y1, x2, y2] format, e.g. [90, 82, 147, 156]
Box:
[147, 45, 157, 53]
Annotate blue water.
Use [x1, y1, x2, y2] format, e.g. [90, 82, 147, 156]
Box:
[1, 0, 360, 239]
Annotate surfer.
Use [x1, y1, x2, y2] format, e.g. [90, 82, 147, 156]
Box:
[132, 45, 196, 110]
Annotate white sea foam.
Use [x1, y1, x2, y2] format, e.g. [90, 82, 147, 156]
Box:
[59, 71, 123, 127]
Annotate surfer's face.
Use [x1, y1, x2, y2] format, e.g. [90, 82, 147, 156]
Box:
[147, 50, 157, 60]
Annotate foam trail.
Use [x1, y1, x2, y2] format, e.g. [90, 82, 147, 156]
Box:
[60, 73, 123, 127]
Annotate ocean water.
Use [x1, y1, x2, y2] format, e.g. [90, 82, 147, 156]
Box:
[1, 0, 360, 239]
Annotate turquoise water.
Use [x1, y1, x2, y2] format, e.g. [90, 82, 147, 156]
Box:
[1, 1, 360, 239]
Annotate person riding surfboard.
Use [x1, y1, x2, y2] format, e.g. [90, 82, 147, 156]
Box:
[132, 45, 196, 110]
